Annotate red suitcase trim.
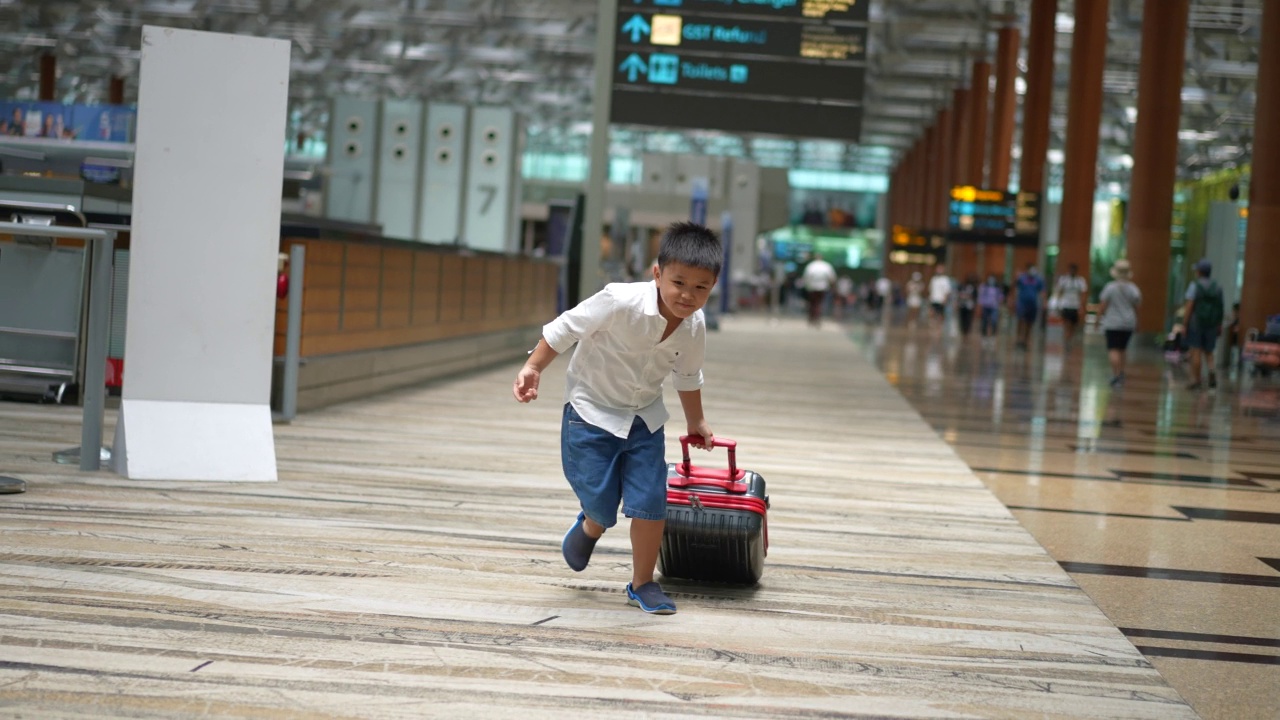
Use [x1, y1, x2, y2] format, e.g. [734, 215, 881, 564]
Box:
[673, 435, 747, 485]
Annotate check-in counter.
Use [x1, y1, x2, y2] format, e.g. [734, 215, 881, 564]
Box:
[275, 217, 558, 412]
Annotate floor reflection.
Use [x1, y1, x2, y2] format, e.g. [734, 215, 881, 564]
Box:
[845, 310, 1280, 720]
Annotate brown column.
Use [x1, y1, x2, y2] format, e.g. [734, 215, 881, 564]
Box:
[967, 60, 992, 187]
[951, 87, 972, 187]
[983, 27, 1021, 280]
[949, 88, 977, 277]
[1055, 0, 1109, 284]
[934, 107, 953, 229]
[1020, 0, 1057, 196]
[1241, 0, 1280, 338]
[989, 27, 1021, 191]
[1014, 0, 1058, 281]
[921, 123, 938, 229]
[109, 76, 126, 105]
[39, 55, 56, 101]
[1127, 0, 1189, 332]
[888, 165, 899, 230]
[965, 62, 991, 280]
[912, 136, 928, 228]
[966, 60, 991, 280]
[901, 154, 913, 227]
[897, 162, 908, 228]
[903, 143, 918, 228]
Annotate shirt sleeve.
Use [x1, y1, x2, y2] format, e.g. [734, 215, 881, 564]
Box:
[1184, 282, 1198, 302]
[671, 319, 706, 392]
[542, 285, 615, 353]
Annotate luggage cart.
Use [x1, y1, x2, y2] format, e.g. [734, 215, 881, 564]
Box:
[0, 201, 93, 403]
[0, 215, 116, 472]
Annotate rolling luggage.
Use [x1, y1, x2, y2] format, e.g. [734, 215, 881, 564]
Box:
[659, 436, 769, 584]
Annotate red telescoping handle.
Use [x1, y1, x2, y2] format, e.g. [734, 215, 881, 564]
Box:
[672, 435, 746, 488]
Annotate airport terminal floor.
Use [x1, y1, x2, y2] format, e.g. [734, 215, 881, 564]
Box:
[1, 313, 1276, 718]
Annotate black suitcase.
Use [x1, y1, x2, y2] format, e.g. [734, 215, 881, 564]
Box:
[659, 436, 769, 585]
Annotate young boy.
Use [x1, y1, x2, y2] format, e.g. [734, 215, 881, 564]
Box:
[512, 221, 720, 615]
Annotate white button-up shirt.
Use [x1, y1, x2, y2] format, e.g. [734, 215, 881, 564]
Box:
[543, 280, 706, 438]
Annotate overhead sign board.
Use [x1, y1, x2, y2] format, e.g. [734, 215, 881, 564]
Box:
[628, 0, 869, 22]
[609, 0, 869, 141]
[947, 186, 1042, 246]
[617, 11, 867, 60]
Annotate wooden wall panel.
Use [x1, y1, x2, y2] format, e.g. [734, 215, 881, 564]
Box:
[380, 248, 413, 329]
[344, 288, 379, 313]
[345, 245, 381, 267]
[411, 254, 441, 325]
[485, 259, 506, 320]
[298, 240, 344, 265]
[304, 264, 344, 288]
[304, 289, 342, 313]
[439, 256, 465, 323]
[278, 233, 556, 358]
[462, 258, 486, 322]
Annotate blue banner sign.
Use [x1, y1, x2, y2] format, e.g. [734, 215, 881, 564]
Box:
[0, 100, 136, 143]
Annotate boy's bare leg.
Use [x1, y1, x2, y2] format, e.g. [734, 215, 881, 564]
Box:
[583, 517, 605, 539]
[630, 518, 665, 586]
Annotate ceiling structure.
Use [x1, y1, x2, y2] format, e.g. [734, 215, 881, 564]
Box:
[0, 0, 1265, 185]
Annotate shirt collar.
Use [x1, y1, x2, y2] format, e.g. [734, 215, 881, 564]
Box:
[643, 280, 661, 317]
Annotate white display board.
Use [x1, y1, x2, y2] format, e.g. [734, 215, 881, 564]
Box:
[114, 26, 289, 482]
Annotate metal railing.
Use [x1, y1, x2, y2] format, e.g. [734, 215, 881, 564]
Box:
[0, 221, 116, 471]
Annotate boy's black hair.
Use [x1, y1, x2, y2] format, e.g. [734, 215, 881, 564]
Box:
[657, 221, 722, 275]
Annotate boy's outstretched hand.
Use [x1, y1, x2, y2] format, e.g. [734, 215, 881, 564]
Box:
[513, 365, 540, 403]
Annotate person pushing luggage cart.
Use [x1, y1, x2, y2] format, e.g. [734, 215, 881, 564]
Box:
[513, 221, 722, 615]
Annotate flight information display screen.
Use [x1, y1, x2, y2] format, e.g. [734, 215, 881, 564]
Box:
[947, 186, 1043, 246]
[609, 0, 869, 140]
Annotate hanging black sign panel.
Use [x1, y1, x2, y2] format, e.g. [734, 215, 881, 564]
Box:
[609, 0, 869, 141]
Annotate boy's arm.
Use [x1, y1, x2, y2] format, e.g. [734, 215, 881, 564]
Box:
[514, 287, 613, 403]
[678, 389, 713, 449]
[513, 338, 559, 403]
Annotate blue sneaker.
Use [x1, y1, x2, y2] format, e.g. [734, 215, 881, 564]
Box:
[626, 581, 677, 615]
[561, 512, 598, 572]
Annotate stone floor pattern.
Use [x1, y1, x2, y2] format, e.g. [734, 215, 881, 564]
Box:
[853, 310, 1280, 720]
[0, 316, 1201, 718]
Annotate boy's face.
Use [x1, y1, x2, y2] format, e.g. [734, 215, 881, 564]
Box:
[652, 261, 717, 321]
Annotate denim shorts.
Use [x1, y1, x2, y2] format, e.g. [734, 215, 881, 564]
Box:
[561, 404, 667, 528]
[1186, 325, 1219, 353]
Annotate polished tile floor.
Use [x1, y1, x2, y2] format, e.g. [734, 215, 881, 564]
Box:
[850, 310, 1280, 720]
[0, 315, 1208, 718]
